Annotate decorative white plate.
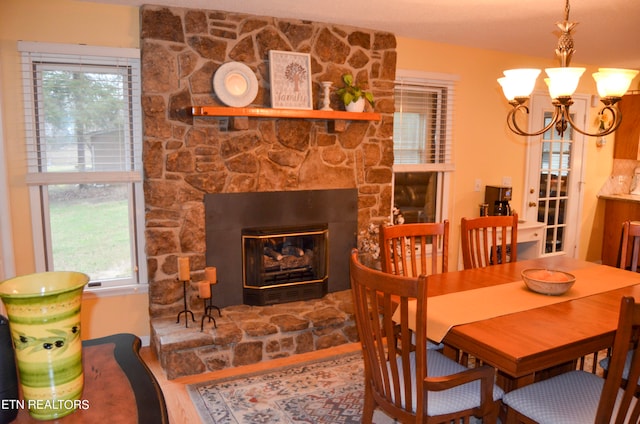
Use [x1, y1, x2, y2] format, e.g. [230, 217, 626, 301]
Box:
[213, 62, 258, 107]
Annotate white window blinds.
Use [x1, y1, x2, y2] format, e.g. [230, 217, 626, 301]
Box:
[393, 73, 456, 171]
[19, 41, 142, 185]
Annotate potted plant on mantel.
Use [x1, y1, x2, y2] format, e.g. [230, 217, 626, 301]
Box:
[336, 74, 374, 112]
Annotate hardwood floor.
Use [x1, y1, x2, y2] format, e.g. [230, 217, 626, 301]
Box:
[139, 342, 363, 423]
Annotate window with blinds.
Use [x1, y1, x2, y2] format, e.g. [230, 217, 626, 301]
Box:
[19, 42, 146, 291]
[20, 42, 142, 184]
[392, 71, 456, 225]
[393, 75, 455, 170]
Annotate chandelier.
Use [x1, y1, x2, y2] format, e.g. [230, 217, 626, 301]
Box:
[497, 0, 638, 137]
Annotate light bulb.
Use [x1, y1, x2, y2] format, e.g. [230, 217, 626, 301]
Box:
[592, 68, 639, 98]
[500, 69, 541, 98]
[545, 67, 585, 98]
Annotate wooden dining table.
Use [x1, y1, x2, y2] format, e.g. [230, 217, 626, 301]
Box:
[421, 255, 640, 392]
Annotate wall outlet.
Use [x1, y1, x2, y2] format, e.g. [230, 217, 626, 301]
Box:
[502, 176, 512, 187]
[474, 179, 482, 192]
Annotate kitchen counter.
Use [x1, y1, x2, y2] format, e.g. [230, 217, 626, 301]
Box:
[598, 193, 640, 203]
[517, 220, 545, 230]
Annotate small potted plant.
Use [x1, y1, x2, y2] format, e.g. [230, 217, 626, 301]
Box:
[336, 74, 374, 112]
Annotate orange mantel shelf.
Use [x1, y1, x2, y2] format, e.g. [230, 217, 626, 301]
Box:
[191, 106, 381, 121]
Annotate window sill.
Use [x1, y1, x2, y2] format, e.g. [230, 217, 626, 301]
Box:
[84, 283, 148, 298]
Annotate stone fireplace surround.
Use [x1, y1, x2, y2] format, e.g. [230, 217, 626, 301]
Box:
[141, 5, 396, 377]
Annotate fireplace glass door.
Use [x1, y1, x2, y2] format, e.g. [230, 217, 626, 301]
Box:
[242, 224, 328, 305]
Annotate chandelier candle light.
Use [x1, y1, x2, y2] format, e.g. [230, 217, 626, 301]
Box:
[498, 0, 638, 137]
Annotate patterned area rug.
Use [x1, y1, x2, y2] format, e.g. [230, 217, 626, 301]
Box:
[187, 351, 395, 423]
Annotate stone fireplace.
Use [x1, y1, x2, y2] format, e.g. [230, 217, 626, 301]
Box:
[140, 4, 396, 376]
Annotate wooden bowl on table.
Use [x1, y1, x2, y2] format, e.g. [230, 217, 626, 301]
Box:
[521, 268, 576, 295]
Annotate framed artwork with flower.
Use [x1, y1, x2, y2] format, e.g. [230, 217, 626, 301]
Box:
[268, 50, 313, 109]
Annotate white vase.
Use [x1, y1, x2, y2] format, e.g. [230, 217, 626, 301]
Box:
[345, 97, 365, 112]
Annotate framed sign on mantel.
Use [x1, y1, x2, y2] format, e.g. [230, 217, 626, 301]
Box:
[269, 50, 313, 110]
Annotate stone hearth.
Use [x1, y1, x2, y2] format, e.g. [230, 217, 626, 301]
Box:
[150, 289, 356, 380]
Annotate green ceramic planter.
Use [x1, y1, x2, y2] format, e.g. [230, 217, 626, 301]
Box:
[0, 271, 89, 420]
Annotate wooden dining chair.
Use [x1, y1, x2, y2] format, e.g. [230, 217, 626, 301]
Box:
[592, 220, 640, 375]
[349, 249, 503, 424]
[502, 296, 640, 424]
[460, 214, 518, 270]
[379, 221, 449, 277]
[619, 220, 640, 272]
[379, 221, 449, 352]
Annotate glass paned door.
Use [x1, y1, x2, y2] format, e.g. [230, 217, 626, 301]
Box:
[525, 93, 587, 257]
[538, 120, 571, 253]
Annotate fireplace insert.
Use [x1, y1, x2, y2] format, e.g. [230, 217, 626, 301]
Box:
[242, 224, 328, 306]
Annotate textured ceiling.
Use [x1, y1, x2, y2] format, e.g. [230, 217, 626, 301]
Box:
[84, 0, 640, 68]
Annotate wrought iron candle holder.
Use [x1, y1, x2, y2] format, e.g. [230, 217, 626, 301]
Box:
[200, 281, 222, 331]
[200, 299, 216, 331]
[176, 278, 195, 328]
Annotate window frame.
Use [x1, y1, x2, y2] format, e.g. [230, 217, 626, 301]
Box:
[19, 41, 147, 296]
[392, 70, 458, 225]
[0, 90, 13, 281]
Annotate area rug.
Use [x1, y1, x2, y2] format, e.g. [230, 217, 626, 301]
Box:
[187, 351, 395, 423]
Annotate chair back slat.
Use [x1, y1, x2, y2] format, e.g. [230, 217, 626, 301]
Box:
[380, 221, 449, 277]
[619, 221, 640, 272]
[460, 214, 518, 270]
[596, 296, 640, 423]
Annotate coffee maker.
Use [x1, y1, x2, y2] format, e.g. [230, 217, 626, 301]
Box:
[485, 185, 512, 216]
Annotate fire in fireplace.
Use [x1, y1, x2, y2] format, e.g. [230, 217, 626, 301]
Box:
[242, 224, 328, 305]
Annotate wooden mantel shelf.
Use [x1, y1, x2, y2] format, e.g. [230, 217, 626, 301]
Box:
[191, 106, 381, 121]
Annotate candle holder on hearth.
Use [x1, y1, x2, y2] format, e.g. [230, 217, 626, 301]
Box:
[176, 278, 195, 328]
[200, 296, 217, 331]
[200, 281, 222, 331]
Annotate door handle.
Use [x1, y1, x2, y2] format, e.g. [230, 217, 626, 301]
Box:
[528, 202, 537, 207]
